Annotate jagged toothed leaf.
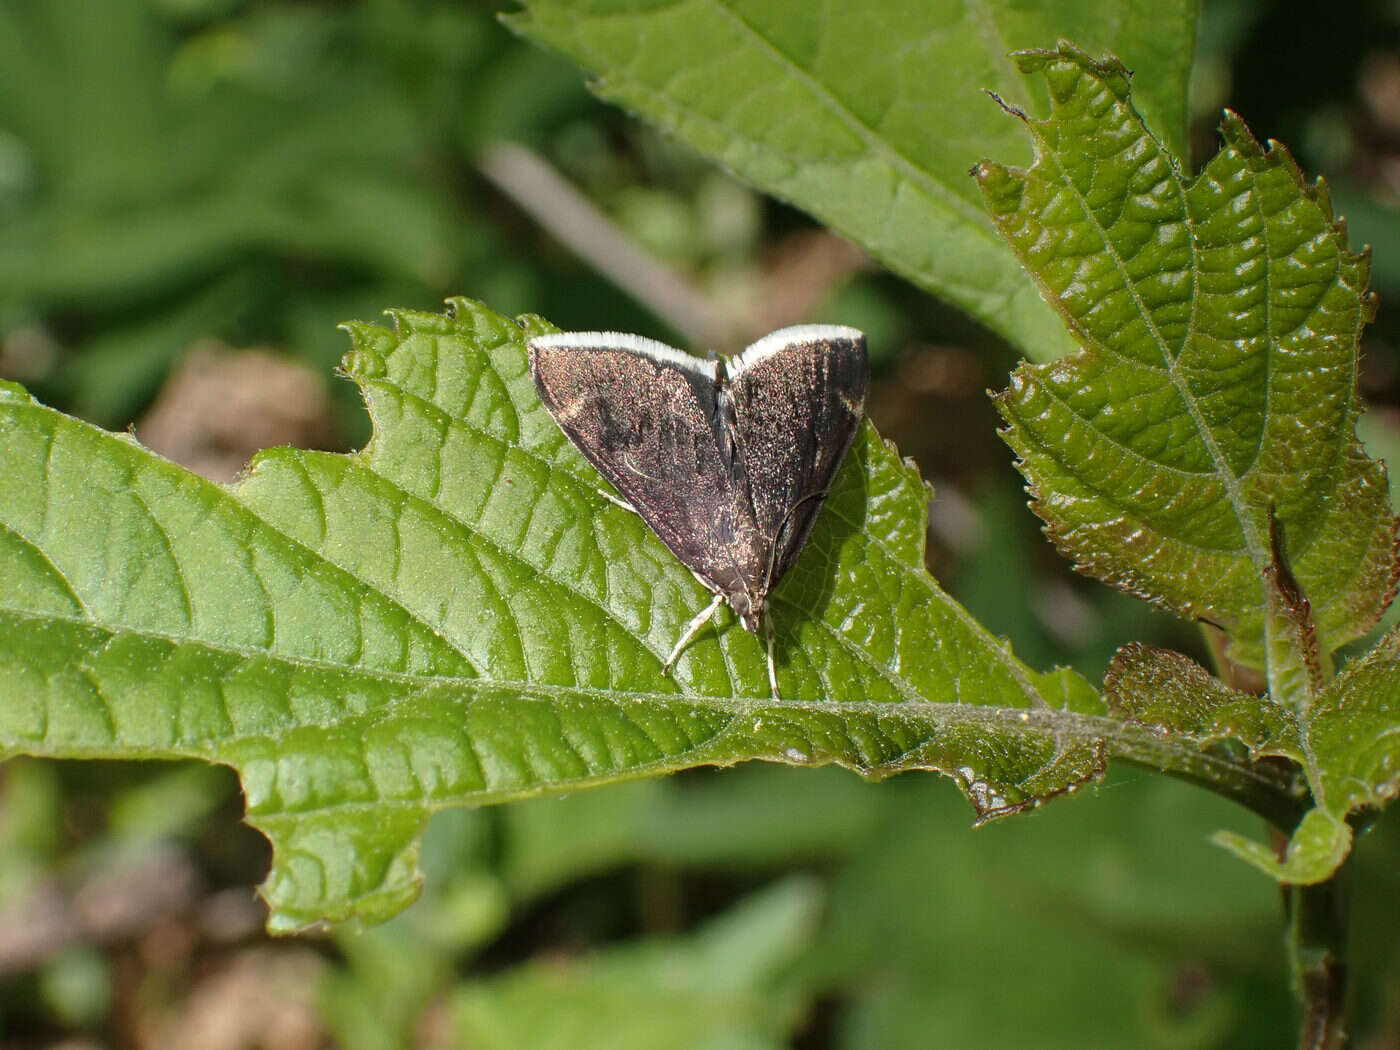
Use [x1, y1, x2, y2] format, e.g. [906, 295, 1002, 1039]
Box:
[508, 1, 1198, 361]
[1304, 627, 1400, 817]
[982, 48, 1400, 884]
[1237, 625, 1400, 882]
[1106, 628, 1400, 883]
[978, 44, 1398, 669]
[1104, 643, 1297, 750]
[0, 300, 1122, 931]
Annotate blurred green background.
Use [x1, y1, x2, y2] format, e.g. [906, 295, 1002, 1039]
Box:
[2, 0, 1400, 1046]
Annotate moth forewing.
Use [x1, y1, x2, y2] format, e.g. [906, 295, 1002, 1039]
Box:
[726, 327, 868, 586]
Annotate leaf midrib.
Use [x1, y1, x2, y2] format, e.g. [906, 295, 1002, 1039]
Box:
[7, 603, 1296, 822]
[1014, 372, 1262, 555]
[1020, 115, 1268, 574]
[2, 604, 1085, 721]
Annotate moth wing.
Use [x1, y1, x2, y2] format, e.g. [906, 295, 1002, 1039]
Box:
[528, 337, 750, 593]
[726, 326, 868, 585]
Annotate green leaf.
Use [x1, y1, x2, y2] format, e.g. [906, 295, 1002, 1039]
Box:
[508, 2, 1198, 360]
[1305, 628, 1400, 819]
[0, 5, 459, 302]
[980, 44, 1398, 670]
[1107, 628, 1400, 883]
[1104, 643, 1296, 750]
[450, 876, 824, 1050]
[822, 773, 1290, 1049]
[1212, 810, 1351, 886]
[500, 766, 886, 900]
[0, 300, 1135, 930]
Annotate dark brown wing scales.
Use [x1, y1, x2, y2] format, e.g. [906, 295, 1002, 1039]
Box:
[527, 340, 757, 599]
[725, 331, 868, 589]
[527, 325, 868, 697]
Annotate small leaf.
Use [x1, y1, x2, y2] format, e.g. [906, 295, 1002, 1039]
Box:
[1212, 811, 1351, 885]
[0, 302, 1129, 929]
[979, 43, 1398, 669]
[1107, 628, 1400, 883]
[1302, 627, 1400, 824]
[1104, 643, 1296, 750]
[508, 1, 1199, 360]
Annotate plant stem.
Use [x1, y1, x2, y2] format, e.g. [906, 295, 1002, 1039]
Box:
[1288, 864, 1351, 1050]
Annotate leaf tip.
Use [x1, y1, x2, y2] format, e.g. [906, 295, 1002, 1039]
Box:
[1009, 42, 1132, 100]
[497, 8, 528, 35]
[1212, 811, 1352, 885]
[972, 161, 1024, 217]
[0, 379, 33, 404]
[513, 312, 558, 341]
[961, 737, 1108, 827]
[339, 347, 387, 382]
[982, 89, 1024, 122]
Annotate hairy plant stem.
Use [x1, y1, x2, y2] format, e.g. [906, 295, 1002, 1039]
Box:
[1201, 611, 1354, 1046]
[1117, 725, 1349, 1047]
[1288, 862, 1350, 1050]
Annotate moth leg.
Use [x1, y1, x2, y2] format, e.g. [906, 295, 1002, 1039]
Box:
[765, 617, 780, 700]
[661, 592, 725, 676]
[596, 487, 637, 513]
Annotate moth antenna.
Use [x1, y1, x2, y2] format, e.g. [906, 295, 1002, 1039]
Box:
[760, 487, 830, 597]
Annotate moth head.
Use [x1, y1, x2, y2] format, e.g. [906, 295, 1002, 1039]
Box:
[728, 589, 767, 635]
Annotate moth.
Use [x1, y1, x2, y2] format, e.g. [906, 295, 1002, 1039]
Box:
[527, 324, 868, 697]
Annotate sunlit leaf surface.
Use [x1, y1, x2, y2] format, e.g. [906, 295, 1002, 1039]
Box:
[511, 0, 1198, 360]
[0, 300, 1114, 929]
[981, 45, 1397, 669]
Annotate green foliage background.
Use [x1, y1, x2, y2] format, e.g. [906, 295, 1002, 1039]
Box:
[2, 1, 1400, 1047]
